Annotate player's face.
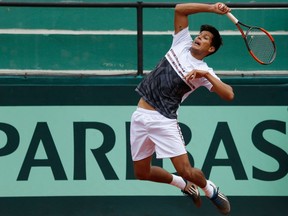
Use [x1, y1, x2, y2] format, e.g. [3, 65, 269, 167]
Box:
[191, 31, 215, 56]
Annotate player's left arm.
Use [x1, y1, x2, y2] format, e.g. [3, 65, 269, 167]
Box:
[207, 73, 234, 101]
[185, 69, 234, 101]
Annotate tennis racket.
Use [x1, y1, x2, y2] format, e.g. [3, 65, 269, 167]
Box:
[226, 12, 276, 65]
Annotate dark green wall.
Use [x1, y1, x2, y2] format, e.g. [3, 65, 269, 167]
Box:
[0, 196, 288, 216]
[0, 34, 286, 71]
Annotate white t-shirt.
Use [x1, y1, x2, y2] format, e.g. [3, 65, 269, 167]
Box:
[165, 27, 220, 100]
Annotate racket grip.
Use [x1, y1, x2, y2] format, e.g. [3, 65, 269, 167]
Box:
[226, 12, 239, 24]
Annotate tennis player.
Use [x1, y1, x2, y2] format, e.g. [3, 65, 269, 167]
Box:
[130, 2, 234, 215]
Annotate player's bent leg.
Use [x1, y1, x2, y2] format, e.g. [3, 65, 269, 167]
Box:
[133, 156, 153, 180]
[171, 154, 206, 187]
[171, 154, 205, 207]
[133, 156, 174, 183]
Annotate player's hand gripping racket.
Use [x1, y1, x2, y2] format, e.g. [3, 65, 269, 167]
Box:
[226, 11, 276, 65]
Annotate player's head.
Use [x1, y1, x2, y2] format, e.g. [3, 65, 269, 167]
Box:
[200, 24, 223, 56]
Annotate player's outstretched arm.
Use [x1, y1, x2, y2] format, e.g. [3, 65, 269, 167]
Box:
[174, 2, 230, 34]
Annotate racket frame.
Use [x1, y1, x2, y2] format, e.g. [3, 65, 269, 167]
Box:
[226, 12, 276, 65]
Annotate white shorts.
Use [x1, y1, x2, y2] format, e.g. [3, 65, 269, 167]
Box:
[130, 107, 187, 161]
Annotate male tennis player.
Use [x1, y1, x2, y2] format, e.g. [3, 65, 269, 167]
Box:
[130, 2, 234, 215]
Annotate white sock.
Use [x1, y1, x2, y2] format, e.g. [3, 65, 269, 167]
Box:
[201, 180, 216, 198]
[170, 174, 186, 190]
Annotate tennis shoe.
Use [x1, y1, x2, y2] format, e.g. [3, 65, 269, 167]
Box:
[182, 181, 202, 208]
[208, 180, 231, 215]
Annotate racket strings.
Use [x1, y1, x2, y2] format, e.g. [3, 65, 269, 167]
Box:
[247, 28, 275, 64]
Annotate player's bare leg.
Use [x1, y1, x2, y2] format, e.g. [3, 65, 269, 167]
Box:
[133, 156, 173, 183]
[171, 154, 230, 215]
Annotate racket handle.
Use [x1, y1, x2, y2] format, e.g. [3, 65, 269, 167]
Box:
[226, 12, 239, 24]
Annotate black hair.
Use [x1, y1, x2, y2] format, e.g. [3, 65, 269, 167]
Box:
[200, 24, 223, 55]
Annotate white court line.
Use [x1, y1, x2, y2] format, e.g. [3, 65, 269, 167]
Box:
[0, 29, 287, 35]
